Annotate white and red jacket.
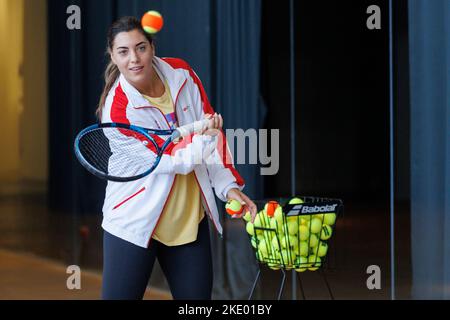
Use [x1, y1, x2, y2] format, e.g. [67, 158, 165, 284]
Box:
[100, 56, 245, 248]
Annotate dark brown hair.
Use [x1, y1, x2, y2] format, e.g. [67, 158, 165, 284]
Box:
[96, 16, 153, 119]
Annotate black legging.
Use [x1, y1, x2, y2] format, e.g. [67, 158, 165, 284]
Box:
[102, 217, 213, 300]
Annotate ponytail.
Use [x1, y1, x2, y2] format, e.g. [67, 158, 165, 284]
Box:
[96, 60, 120, 120]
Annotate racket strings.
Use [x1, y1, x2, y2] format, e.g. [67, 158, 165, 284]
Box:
[78, 127, 159, 179]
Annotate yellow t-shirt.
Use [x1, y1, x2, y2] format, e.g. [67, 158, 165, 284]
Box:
[143, 79, 204, 246]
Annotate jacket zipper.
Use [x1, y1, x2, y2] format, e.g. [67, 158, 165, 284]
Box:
[146, 78, 188, 247]
[174, 79, 221, 235]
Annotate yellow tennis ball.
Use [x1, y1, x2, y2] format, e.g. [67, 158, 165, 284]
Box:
[274, 206, 284, 225]
[281, 249, 294, 266]
[280, 236, 289, 249]
[258, 239, 269, 256]
[271, 236, 281, 251]
[308, 234, 319, 247]
[289, 235, 298, 248]
[225, 199, 243, 216]
[242, 211, 251, 222]
[310, 217, 322, 234]
[253, 214, 262, 227]
[295, 256, 309, 272]
[250, 237, 257, 248]
[323, 213, 337, 226]
[289, 197, 304, 204]
[141, 10, 164, 34]
[299, 241, 309, 256]
[298, 225, 310, 241]
[270, 249, 282, 262]
[308, 255, 322, 271]
[269, 218, 280, 231]
[286, 219, 298, 235]
[300, 215, 312, 225]
[267, 262, 280, 270]
[311, 241, 328, 257]
[280, 235, 297, 250]
[246, 221, 255, 236]
[320, 224, 333, 240]
[313, 214, 324, 221]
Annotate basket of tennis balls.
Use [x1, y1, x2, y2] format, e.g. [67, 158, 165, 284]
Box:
[226, 196, 342, 272]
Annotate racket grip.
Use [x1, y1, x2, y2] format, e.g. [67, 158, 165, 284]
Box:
[173, 118, 210, 139]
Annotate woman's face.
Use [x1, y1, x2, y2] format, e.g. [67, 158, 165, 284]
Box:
[110, 29, 155, 88]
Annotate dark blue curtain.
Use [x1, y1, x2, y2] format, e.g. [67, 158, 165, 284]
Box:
[409, 0, 450, 299]
[211, 0, 265, 299]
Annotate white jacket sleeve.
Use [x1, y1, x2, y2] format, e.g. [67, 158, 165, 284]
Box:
[203, 130, 245, 202]
[186, 66, 246, 202]
[152, 133, 217, 175]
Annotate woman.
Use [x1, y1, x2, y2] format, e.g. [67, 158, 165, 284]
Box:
[97, 16, 257, 300]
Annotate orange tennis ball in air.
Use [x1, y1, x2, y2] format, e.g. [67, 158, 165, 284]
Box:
[141, 11, 164, 34]
[225, 199, 243, 216]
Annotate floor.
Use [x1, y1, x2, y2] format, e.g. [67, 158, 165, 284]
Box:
[0, 249, 171, 300]
[0, 193, 412, 300]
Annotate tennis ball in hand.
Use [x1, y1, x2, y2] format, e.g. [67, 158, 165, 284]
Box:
[225, 199, 243, 216]
[141, 11, 164, 34]
[320, 224, 333, 240]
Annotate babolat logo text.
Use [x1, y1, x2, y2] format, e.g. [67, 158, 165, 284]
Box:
[296, 204, 338, 213]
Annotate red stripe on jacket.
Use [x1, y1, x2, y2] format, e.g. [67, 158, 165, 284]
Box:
[163, 58, 245, 187]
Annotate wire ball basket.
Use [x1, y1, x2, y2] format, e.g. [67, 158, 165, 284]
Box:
[244, 196, 343, 272]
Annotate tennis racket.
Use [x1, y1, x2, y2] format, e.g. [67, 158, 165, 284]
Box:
[74, 119, 211, 182]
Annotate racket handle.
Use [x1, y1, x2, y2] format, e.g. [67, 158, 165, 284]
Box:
[172, 118, 211, 139]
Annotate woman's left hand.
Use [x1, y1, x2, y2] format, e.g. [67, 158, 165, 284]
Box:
[202, 113, 223, 135]
[226, 188, 258, 223]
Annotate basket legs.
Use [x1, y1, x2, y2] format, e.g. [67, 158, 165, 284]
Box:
[248, 268, 261, 300]
[319, 269, 335, 300]
[296, 272, 306, 300]
[277, 269, 287, 300]
[247, 267, 287, 300]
